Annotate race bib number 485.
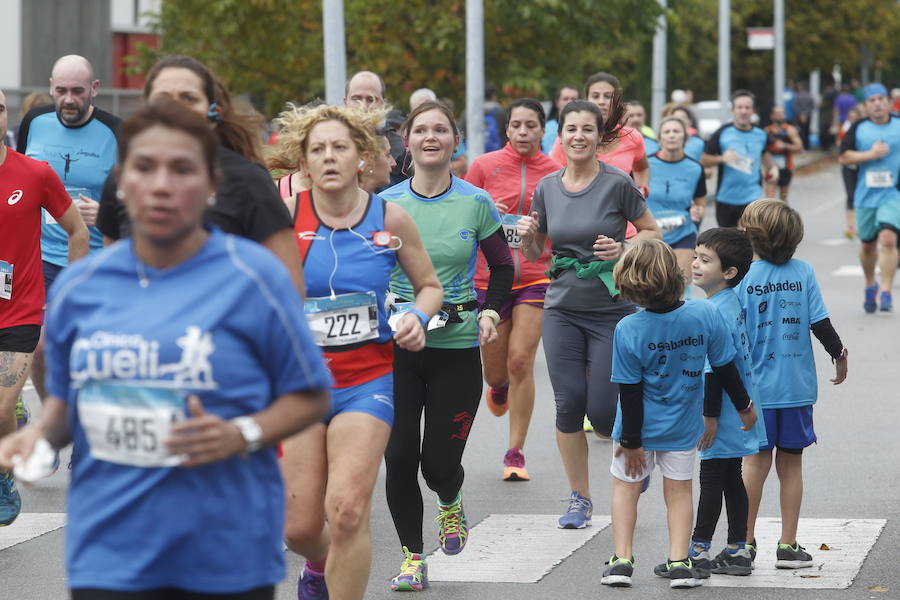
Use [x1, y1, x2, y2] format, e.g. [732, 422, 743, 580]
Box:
[77, 383, 187, 467]
[501, 214, 523, 249]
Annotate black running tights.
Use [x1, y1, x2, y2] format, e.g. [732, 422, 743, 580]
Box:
[385, 346, 483, 554]
[693, 457, 749, 545]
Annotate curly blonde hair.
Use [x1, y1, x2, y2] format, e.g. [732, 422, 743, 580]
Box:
[266, 103, 385, 171]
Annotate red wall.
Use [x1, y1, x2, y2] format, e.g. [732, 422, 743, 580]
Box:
[112, 32, 160, 89]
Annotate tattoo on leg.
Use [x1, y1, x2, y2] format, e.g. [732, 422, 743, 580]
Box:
[0, 352, 29, 388]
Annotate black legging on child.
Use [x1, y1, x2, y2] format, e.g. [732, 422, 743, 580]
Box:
[692, 457, 749, 544]
[385, 346, 483, 554]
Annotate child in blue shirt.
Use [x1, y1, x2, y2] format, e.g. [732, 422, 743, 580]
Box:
[738, 199, 848, 569]
[602, 239, 757, 590]
[679, 228, 768, 578]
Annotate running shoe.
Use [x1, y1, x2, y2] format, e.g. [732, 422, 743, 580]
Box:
[667, 560, 702, 588]
[775, 542, 813, 569]
[746, 539, 757, 566]
[654, 542, 711, 579]
[390, 546, 428, 592]
[0, 472, 21, 526]
[600, 555, 634, 588]
[582, 415, 594, 432]
[558, 492, 592, 529]
[486, 384, 509, 417]
[435, 493, 468, 555]
[880, 291, 892, 312]
[502, 448, 530, 481]
[711, 545, 753, 575]
[297, 562, 328, 600]
[864, 284, 879, 313]
[15, 395, 29, 430]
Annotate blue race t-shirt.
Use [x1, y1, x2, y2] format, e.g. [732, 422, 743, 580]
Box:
[643, 136, 660, 157]
[611, 301, 735, 451]
[541, 119, 559, 155]
[18, 105, 119, 266]
[647, 154, 707, 245]
[737, 259, 829, 409]
[685, 135, 706, 162]
[839, 116, 900, 209]
[45, 228, 333, 593]
[700, 288, 767, 459]
[705, 123, 769, 206]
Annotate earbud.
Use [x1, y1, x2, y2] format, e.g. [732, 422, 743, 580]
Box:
[207, 103, 222, 123]
[358, 160, 366, 170]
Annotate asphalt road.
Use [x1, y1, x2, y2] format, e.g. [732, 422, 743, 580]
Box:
[2, 160, 897, 600]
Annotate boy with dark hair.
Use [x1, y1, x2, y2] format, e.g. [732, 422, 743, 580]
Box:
[737, 199, 848, 570]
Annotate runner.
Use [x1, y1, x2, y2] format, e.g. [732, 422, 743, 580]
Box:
[646, 116, 707, 287]
[516, 100, 660, 529]
[838, 106, 862, 238]
[542, 86, 579, 154]
[550, 73, 650, 196]
[359, 128, 398, 195]
[700, 90, 779, 227]
[0, 100, 333, 600]
[270, 103, 442, 600]
[0, 87, 88, 525]
[95, 55, 304, 295]
[381, 100, 512, 592]
[625, 100, 659, 155]
[664, 105, 706, 162]
[464, 98, 561, 481]
[764, 105, 804, 202]
[838, 83, 900, 313]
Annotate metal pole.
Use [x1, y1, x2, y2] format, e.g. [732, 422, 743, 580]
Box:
[810, 69, 820, 146]
[718, 0, 730, 123]
[651, 0, 667, 132]
[774, 0, 785, 110]
[466, 0, 485, 159]
[323, 0, 346, 106]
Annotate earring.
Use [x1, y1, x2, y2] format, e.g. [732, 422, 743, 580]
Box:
[115, 189, 125, 200]
[207, 194, 216, 206]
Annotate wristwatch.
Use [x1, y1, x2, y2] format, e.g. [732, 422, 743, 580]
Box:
[231, 416, 263, 454]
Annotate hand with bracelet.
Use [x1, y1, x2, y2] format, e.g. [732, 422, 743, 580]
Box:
[394, 308, 429, 351]
[478, 308, 500, 345]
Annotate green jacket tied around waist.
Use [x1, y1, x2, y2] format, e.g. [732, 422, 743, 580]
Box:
[547, 254, 619, 298]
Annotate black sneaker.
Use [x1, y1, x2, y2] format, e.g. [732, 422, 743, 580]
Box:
[746, 539, 757, 567]
[667, 560, 702, 589]
[711, 547, 753, 575]
[601, 555, 634, 588]
[775, 542, 813, 569]
[654, 555, 711, 579]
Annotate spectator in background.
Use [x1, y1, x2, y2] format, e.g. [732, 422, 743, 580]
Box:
[833, 84, 857, 131]
[542, 85, 579, 154]
[819, 79, 838, 150]
[460, 83, 506, 154]
[783, 81, 796, 124]
[793, 82, 815, 149]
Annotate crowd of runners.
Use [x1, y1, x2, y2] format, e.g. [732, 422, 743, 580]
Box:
[0, 51, 896, 599]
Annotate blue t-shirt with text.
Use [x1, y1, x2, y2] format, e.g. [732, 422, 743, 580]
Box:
[611, 301, 735, 451]
[737, 259, 829, 409]
[647, 154, 706, 245]
[839, 116, 900, 209]
[705, 123, 769, 206]
[700, 288, 767, 459]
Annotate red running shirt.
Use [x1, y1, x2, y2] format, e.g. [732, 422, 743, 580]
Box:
[0, 150, 72, 328]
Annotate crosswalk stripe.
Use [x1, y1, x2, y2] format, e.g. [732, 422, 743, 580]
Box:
[0, 513, 66, 552]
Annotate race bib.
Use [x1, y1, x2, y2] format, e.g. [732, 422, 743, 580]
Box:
[500, 214, 523, 249]
[655, 215, 686, 235]
[0, 261, 11, 301]
[77, 382, 187, 467]
[772, 154, 787, 168]
[388, 301, 448, 332]
[46, 187, 91, 225]
[305, 291, 379, 347]
[728, 154, 754, 175]
[865, 170, 894, 188]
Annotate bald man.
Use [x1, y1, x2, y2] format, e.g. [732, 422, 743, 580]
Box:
[16, 54, 120, 403]
[344, 70, 408, 185]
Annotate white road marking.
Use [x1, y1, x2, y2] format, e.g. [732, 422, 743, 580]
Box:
[705, 517, 886, 589]
[832, 265, 865, 277]
[0, 513, 66, 552]
[428, 514, 609, 583]
[804, 196, 843, 217]
[819, 238, 852, 247]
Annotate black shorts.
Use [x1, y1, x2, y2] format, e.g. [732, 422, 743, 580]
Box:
[0, 325, 41, 353]
[776, 168, 793, 188]
[715, 202, 748, 228]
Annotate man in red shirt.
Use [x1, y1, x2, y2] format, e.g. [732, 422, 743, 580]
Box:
[0, 88, 88, 525]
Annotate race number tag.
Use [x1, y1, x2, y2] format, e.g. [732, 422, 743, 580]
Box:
[655, 215, 686, 235]
[0, 261, 11, 301]
[388, 301, 448, 332]
[772, 154, 787, 168]
[304, 291, 379, 347]
[865, 170, 894, 188]
[500, 214, 523, 249]
[77, 382, 187, 467]
[46, 187, 92, 224]
[728, 154, 754, 175]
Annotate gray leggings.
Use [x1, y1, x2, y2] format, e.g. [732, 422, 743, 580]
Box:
[541, 307, 632, 435]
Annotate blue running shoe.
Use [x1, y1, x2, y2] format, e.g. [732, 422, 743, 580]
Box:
[558, 492, 592, 529]
[864, 284, 878, 313]
[297, 562, 328, 600]
[15, 395, 29, 430]
[880, 291, 892, 312]
[0, 472, 22, 526]
[436, 493, 468, 555]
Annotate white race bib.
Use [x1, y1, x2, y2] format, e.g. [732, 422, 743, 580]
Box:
[304, 291, 379, 347]
[865, 170, 894, 188]
[772, 154, 787, 169]
[77, 382, 187, 467]
[388, 302, 448, 332]
[0, 261, 11, 301]
[500, 214, 523, 249]
[655, 215, 686, 235]
[728, 154, 754, 175]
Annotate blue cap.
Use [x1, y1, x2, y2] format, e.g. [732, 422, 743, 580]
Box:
[863, 83, 888, 100]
